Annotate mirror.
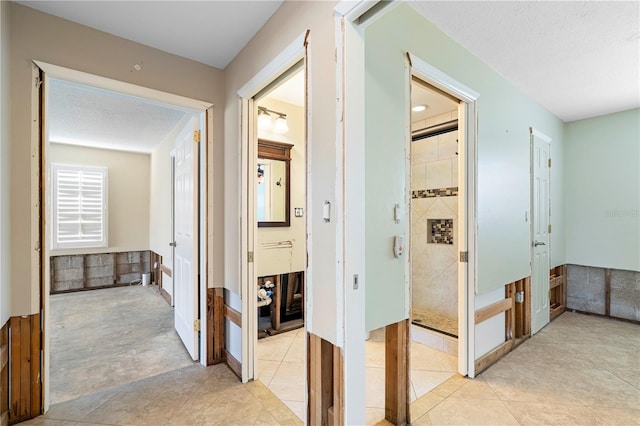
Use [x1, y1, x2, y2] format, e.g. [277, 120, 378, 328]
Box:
[257, 139, 293, 227]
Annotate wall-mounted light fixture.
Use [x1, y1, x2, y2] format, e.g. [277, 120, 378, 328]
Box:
[258, 106, 289, 134]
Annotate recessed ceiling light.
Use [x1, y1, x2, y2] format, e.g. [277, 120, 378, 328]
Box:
[412, 104, 427, 112]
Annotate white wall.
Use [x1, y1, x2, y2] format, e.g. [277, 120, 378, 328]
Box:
[8, 2, 225, 316]
[223, 1, 340, 349]
[363, 4, 565, 349]
[48, 143, 150, 255]
[256, 98, 306, 277]
[565, 108, 640, 271]
[0, 0, 11, 325]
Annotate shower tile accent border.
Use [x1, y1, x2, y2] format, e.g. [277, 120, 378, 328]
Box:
[412, 187, 458, 199]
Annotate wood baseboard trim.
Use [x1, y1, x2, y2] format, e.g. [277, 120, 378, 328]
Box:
[1, 322, 8, 426]
[160, 264, 172, 278]
[159, 287, 171, 305]
[224, 349, 241, 379]
[224, 304, 241, 327]
[385, 319, 410, 425]
[475, 338, 515, 375]
[9, 314, 41, 424]
[207, 288, 225, 365]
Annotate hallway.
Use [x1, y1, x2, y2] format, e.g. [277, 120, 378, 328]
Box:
[25, 312, 639, 425]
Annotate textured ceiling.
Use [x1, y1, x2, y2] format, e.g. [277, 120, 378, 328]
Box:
[408, 1, 640, 122]
[15, 0, 283, 69]
[48, 79, 189, 153]
[412, 81, 459, 122]
[18, 1, 639, 123]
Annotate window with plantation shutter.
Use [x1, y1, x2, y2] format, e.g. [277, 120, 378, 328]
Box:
[51, 163, 108, 249]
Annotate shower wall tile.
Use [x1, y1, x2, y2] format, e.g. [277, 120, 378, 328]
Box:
[426, 159, 452, 190]
[412, 138, 438, 163]
[452, 156, 459, 186]
[426, 198, 456, 221]
[438, 131, 458, 159]
[412, 163, 426, 191]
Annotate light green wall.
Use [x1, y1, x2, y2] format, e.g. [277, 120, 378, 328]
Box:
[364, 4, 565, 330]
[565, 108, 640, 271]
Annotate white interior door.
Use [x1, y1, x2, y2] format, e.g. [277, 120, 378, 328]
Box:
[531, 129, 551, 335]
[174, 117, 199, 360]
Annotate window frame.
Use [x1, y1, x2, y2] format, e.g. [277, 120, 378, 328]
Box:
[51, 163, 108, 250]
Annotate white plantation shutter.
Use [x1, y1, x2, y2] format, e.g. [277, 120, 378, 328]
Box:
[52, 163, 108, 249]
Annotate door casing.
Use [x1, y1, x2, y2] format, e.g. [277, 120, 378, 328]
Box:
[237, 32, 308, 384]
[34, 61, 212, 411]
[409, 53, 479, 378]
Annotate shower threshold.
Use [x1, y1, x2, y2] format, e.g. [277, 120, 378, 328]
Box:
[412, 309, 458, 338]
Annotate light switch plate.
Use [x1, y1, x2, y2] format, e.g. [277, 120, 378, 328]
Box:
[294, 207, 304, 217]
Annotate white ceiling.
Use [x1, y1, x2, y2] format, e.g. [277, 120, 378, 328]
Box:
[19, 1, 639, 124]
[15, 0, 284, 69]
[267, 70, 305, 107]
[412, 81, 458, 122]
[408, 1, 640, 122]
[48, 79, 190, 153]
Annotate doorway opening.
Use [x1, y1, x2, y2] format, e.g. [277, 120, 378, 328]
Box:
[40, 69, 210, 408]
[253, 63, 307, 421]
[410, 77, 461, 341]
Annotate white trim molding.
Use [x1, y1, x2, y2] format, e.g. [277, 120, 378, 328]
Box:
[33, 60, 212, 112]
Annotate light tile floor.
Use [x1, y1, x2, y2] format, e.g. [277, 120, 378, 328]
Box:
[256, 327, 457, 424]
[23, 312, 640, 425]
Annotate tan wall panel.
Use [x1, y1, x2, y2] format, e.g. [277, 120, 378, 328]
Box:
[8, 3, 225, 316]
[49, 143, 150, 256]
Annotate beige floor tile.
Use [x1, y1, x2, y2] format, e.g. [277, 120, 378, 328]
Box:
[503, 401, 604, 425]
[42, 386, 122, 421]
[412, 411, 434, 425]
[411, 391, 445, 422]
[449, 377, 499, 400]
[593, 406, 640, 426]
[365, 340, 386, 368]
[257, 359, 281, 386]
[253, 411, 281, 425]
[282, 400, 305, 421]
[411, 370, 456, 400]
[365, 407, 386, 425]
[18, 419, 78, 426]
[271, 361, 305, 382]
[257, 333, 295, 362]
[427, 397, 519, 425]
[430, 374, 468, 398]
[480, 361, 584, 406]
[564, 367, 640, 410]
[268, 378, 306, 402]
[283, 334, 306, 363]
[365, 367, 386, 408]
[165, 386, 265, 426]
[410, 341, 458, 372]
